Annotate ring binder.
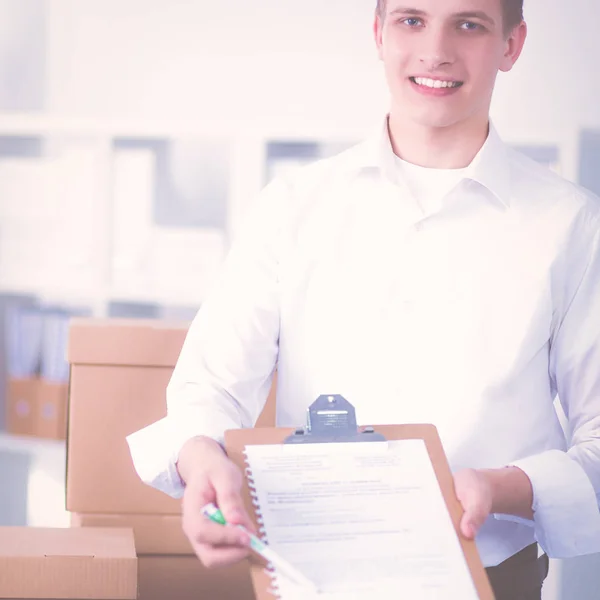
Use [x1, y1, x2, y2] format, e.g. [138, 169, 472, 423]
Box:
[243, 447, 282, 597]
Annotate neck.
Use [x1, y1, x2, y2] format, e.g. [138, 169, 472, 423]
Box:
[387, 112, 490, 169]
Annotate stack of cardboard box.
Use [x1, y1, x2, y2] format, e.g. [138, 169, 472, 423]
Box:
[6, 377, 68, 440]
[65, 318, 276, 600]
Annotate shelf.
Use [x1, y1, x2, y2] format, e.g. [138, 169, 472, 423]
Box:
[0, 112, 374, 141]
[0, 431, 66, 454]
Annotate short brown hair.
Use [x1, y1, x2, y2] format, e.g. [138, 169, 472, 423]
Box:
[375, 0, 524, 35]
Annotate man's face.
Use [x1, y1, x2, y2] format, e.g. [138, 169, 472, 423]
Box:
[374, 0, 526, 130]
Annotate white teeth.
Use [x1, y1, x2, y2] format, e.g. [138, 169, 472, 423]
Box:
[414, 77, 459, 89]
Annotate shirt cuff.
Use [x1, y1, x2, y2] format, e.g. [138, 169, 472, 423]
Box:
[126, 418, 186, 499]
[500, 449, 600, 558]
[126, 410, 240, 499]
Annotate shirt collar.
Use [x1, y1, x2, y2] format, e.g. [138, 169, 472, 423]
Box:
[347, 116, 512, 208]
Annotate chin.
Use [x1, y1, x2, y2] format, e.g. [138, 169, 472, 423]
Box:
[410, 111, 468, 130]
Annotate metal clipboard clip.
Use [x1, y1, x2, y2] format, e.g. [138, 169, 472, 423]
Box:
[284, 394, 387, 444]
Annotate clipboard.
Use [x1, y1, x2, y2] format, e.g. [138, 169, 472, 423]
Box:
[224, 394, 495, 600]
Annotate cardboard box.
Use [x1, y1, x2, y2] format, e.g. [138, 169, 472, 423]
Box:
[6, 378, 68, 441]
[6, 377, 39, 437]
[36, 380, 68, 440]
[138, 555, 256, 600]
[0, 526, 137, 599]
[71, 512, 193, 555]
[67, 318, 277, 516]
[67, 319, 187, 515]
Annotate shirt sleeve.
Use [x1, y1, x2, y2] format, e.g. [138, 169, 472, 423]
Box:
[126, 176, 290, 499]
[498, 202, 600, 558]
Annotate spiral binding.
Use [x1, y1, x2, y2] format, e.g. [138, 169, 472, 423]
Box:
[244, 450, 282, 598]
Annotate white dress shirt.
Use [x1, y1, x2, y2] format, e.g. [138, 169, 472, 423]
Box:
[127, 117, 600, 568]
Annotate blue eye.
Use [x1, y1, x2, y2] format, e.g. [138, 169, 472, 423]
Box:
[460, 21, 481, 31]
[403, 17, 423, 27]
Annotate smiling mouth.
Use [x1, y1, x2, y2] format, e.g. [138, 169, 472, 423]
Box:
[409, 76, 464, 89]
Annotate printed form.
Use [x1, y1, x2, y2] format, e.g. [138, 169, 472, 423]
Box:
[245, 440, 479, 599]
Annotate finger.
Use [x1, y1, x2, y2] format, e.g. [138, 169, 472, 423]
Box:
[211, 469, 254, 529]
[185, 517, 250, 547]
[195, 543, 251, 569]
[218, 494, 257, 534]
[182, 471, 255, 542]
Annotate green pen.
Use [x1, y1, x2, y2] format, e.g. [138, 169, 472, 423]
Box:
[201, 502, 319, 592]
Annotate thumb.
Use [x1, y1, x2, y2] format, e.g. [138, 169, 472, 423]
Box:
[454, 469, 490, 540]
[460, 499, 487, 539]
[460, 511, 477, 539]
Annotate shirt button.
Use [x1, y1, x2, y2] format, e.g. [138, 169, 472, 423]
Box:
[414, 222, 425, 232]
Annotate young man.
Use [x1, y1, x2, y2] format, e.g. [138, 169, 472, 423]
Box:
[128, 0, 600, 598]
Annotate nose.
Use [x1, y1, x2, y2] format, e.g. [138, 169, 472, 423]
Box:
[418, 27, 454, 70]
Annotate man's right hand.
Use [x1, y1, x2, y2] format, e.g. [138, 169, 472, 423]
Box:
[177, 436, 255, 568]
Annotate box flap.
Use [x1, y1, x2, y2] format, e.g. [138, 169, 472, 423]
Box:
[67, 318, 190, 367]
[0, 527, 137, 599]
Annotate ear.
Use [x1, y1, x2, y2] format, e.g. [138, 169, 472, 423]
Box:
[374, 13, 384, 60]
[499, 21, 527, 73]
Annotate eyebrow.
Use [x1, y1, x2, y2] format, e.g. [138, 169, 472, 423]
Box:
[453, 10, 496, 26]
[389, 7, 496, 27]
[389, 7, 427, 17]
